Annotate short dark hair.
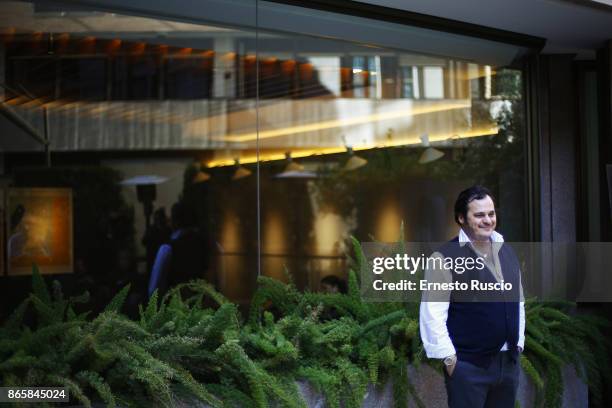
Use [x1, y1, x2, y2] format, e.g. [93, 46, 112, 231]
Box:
[320, 275, 347, 294]
[454, 185, 494, 225]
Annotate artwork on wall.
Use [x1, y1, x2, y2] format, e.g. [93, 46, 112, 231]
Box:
[5, 188, 73, 275]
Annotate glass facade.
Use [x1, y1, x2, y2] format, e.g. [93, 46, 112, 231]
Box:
[0, 0, 532, 308]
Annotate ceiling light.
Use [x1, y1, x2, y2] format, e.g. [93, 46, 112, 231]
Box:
[205, 128, 497, 168]
[418, 133, 444, 164]
[192, 169, 211, 183]
[418, 147, 445, 164]
[282, 152, 304, 172]
[276, 152, 316, 178]
[232, 159, 252, 180]
[343, 147, 367, 171]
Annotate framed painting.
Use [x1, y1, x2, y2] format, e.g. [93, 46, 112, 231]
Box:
[6, 188, 73, 275]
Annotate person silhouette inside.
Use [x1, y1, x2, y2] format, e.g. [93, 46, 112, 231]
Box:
[147, 201, 208, 298]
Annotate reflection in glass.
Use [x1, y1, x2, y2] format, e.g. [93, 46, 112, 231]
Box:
[0, 0, 260, 307]
[250, 5, 528, 291]
[0, 0, 529, 304]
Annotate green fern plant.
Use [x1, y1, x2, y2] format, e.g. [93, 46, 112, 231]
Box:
[1, 239, 610, 408]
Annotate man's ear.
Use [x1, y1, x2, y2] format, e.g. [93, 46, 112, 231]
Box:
[458, 214, 465, 225]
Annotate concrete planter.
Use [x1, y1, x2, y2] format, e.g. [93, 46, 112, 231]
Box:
[296, 364, 587, 408]
[77, 364, 588, 408]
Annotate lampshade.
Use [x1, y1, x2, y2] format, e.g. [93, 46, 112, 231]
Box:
[418, 147, 445, 164]
[192, 170, 211, 183]
[232, 160, 252, 180]
[275, 152, 315, 178]
[120, 175, 168, 186]
[277, 152, 305, 176]
[343, 147, 367, 171]
[284, 161, 305, 173]
[119, 175, 168, 203]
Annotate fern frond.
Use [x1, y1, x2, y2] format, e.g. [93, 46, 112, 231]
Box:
[104, 285, 131, 314]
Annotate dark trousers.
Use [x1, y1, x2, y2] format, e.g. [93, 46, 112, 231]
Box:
[444, 351, 519, 408]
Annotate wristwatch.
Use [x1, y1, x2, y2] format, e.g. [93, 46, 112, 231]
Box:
[443, 354, 457, 367]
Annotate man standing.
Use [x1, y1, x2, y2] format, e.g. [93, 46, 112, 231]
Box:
[419, 185, 525, 408]
[148, 201, 210, 297]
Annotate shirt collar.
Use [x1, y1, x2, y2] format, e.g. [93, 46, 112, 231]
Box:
[458, 228, 504, 246]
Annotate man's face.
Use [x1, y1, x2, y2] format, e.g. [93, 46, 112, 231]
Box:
[458, 195, 496, 241]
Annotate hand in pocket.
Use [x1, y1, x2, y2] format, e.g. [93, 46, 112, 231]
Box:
[446, 361, 457, 377]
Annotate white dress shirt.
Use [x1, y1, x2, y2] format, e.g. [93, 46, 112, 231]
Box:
[419, 229, 525, 359]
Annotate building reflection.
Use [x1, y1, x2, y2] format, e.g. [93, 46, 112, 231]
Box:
[0, 1, 526, 307]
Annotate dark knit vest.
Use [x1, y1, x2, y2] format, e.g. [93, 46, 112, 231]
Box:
[438, 237, 520, 368]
